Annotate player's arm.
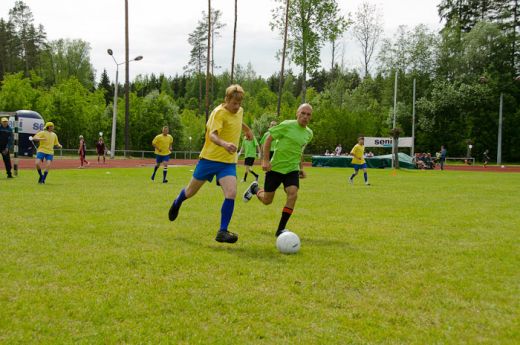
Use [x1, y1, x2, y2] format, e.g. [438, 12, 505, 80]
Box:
[31, 133, 45, 141]
[242, 123, 253, 140]
[299, 145, 308, 178]
[262, 134, 273, 171]
[209, 130, 237, 154]
[54, 136, 62, 148]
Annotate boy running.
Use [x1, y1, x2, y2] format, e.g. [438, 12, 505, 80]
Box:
[238, 134, 261, 182]
[348, 136, 370, 185]
[168, 85, 253, 244]
[243, 104, 313, 237]
[151, 126, 174, 183]
[31, 122, 62, 184]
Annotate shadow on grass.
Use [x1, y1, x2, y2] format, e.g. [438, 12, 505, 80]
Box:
[174, 236, 282, 262]
[302, 236, 354, 250]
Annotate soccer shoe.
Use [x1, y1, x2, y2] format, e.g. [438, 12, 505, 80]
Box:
[215, 230, 238, 243]
[168, 201, 180, 221]
[38, 176, 43, 184]
[243, 181, 259, 202]
[7, 174, 13, 178]
[163, 179, 168, 183]
[275, 229, 287, 237]
[365, 182, 371, 186]
[151, 174, 155, 181]
[348, 177, 353, 184]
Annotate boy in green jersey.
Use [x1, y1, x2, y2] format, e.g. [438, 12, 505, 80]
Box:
[243, 104, 313, 237]
[238, 135, 261, 182]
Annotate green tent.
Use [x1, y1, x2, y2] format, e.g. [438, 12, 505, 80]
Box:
[312, 152, 416, 169]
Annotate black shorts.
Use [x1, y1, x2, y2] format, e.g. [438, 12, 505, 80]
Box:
[244, 157, 255, 166]
[264, 170, 299, 192]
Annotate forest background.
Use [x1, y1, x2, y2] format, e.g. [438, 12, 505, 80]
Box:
[0, 0, 519, 161]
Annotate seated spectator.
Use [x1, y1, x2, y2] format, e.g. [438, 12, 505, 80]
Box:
[324, 149, 330, 156]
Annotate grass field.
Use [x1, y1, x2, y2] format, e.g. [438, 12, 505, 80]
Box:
[1, 166, 519, 344]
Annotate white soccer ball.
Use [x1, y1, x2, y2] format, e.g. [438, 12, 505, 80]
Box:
[276, 230, 301, 254]
[106, 150, 111, 155]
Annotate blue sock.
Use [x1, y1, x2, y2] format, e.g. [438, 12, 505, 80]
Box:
[174, 188, 187, 208]
[363, 172, 368, 183]
[220, 198, 235, 232]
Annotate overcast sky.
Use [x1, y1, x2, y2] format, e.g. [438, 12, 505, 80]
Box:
[0, 0, 442, 82]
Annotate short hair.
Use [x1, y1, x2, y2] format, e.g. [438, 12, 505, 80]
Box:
[297, 103, 313, 113]
[162, 126, 169, 130]
[358, 136, 364, 141]
[225, 84, 245, 102]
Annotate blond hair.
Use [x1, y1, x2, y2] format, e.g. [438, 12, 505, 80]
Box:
[224, 84, 245, 102]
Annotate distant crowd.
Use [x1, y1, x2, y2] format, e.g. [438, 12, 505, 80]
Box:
[323, 144, 374, 158]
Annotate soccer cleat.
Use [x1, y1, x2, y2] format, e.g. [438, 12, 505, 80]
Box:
[365, 182, 371, 186]
[215, 230, 238, 243]
[275, 229, 287, 237]
[348, 177, 353, 184]
[163, 179, 168, 183]
[7, 175, 13, 178]
[151, 175, 155, 181]
[243, 181, 259, 202]
[168, 201, 180, 221]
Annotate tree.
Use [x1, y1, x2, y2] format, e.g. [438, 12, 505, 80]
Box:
[271, 0, 347, 102]
[231, 0, 238, 83]
[185, 19, 208, 115]
[98, 69, 112, 105]
[353, 1, 383, 78]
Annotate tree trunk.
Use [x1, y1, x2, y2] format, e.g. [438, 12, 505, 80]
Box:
[331, 39, 335, 70]
[205, 0, 211, 121]
[231, 0, 237, 83]
[277, 0, 290, 116]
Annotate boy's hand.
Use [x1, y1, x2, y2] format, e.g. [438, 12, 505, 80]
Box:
[223, 142, 237, 154]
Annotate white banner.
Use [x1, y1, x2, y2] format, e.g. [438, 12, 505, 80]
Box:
[8, 115, 44, 134]
[364, 137, 413, 148]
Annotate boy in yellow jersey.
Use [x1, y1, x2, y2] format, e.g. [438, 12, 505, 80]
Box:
[348, 136, 370, 185]
[168, 85, 253, 244]
[30, 122, 62, 184]
[151, 126, 174, 183]
[243, 104, 314, 237]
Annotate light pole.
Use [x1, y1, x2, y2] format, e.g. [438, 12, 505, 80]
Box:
[107, 49, 142, 159]
[189, 136, 192, 159]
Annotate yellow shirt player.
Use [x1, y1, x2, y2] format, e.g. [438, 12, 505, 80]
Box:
[349, 136, 370, 186]
[151, 126, 174, 183]
[168, 84, 253, 244]
[30, 121, 62, 184]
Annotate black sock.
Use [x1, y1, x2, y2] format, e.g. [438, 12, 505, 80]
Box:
[37, 168, 42, 177]
[152, 166, 158, 179]
[251, 171, 259, 179]
[277, 207, 293, 231]
[350, 174, 356, 180]
[163, 168, 168, 181]
[243, 172, 248, 181]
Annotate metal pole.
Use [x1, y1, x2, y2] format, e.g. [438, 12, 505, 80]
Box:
[393, 71, 398, 128]
[411, 78, 416, 157]
[124, 0, 130, 151]
[497, 93, 503, 165]
[110, 67, 119, 159]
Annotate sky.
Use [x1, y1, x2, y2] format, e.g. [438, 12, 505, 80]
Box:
[0, 0, 442, 82]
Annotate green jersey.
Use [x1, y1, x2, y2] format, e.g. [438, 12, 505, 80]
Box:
[260, 131, 277, 151]
[269, 120, 313, 174]
[241, 136, 259, 158]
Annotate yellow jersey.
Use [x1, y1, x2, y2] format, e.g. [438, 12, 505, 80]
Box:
[152, 134, 173, 155]
[200, 104, 243, 163]
[350, 144, 365, 164]
[34, 130, 60, 155]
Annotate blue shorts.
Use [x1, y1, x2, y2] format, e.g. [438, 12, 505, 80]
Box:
[193, 159, 236, 182]
[36, 152, 54, 161]
[353, 163, 367, 170]
[156, 154, 170, 164]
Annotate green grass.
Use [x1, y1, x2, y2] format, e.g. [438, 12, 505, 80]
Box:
[1, 166, 519, 344]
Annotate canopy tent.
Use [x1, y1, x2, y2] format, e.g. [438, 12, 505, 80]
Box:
[312, 152, 416, 169]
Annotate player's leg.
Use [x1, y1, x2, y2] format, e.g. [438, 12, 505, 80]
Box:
[151, 155, 161, 180]
[162, 159, 169, 183]
[242, 163, 248, 182]
[248, 160, 259, 181]
[276, 185, 298, 236]
[363, 165, 370, 185]
[2, 150, 12, 177]
[349, 166, 359, 183]
[168, 177, 205, 222]
[35, 154, 44, 183]
[42, 157, 52, 183]
[214, 175, 239, 243]
[244, 170, 279, 203]
[275, 172, 299, 236]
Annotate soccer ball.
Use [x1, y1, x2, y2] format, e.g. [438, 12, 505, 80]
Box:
[106, 150, 111, 155]
[276, 230, 301, 254]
